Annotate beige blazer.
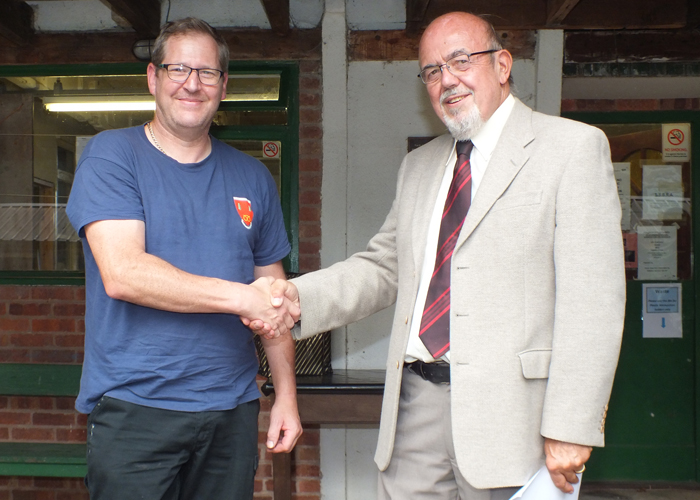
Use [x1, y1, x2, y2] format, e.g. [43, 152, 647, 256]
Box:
[292, 98, 626, 489]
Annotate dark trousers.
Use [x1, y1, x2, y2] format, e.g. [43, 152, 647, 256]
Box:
[85, 396, 260, 500]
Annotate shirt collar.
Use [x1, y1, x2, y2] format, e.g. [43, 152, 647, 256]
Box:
[466, 94, 515, 161]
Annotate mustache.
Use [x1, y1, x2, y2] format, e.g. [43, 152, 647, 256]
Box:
[440, 87, 473, 105]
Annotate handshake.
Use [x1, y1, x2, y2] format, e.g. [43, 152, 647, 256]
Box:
[241, 277, 300, 339]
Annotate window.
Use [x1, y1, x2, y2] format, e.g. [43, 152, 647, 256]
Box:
[0, 63, 299, 283]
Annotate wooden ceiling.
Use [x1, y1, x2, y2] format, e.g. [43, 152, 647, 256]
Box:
[0, 0, 698, 64]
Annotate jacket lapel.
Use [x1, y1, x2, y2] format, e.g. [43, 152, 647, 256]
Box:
[410, 134, 455, 272]
[455, 99, 535, 250]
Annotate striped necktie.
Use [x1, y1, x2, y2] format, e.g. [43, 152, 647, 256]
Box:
[419, 140, 473, 358]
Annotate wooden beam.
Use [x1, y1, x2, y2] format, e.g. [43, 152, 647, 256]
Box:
[0, 29, 321, 65]
[547, 0, 582, 25]
[565, 30, 700, 63]
[0, 0, 34, 47]
[406, 0, 431, 33]
[259, 0, 290, 36]
[349, 29, 536, 61]
[419, 0, 685, 29]
[101, 0, 161, 38]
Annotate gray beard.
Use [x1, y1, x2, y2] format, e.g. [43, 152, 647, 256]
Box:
[440, 91, 484, 141]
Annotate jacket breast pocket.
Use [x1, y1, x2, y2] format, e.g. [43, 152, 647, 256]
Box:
[491, 190, 542, 212]
[517, 348, 552, 379]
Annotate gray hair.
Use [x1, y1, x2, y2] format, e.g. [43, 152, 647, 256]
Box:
[151, 17, 229, 72]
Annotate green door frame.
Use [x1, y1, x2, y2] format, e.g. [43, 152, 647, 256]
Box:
[565, 109, 700, 481]
[0, 61, 300, 283]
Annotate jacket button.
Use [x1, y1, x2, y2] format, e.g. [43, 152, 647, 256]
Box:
[396, 361, 400, 369]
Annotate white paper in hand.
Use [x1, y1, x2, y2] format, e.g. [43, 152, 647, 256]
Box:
[509, 465, 582, 500]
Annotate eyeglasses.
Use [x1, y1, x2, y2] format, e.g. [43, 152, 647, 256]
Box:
[157, 63, 224, 86]
[418, 50, 500, 84]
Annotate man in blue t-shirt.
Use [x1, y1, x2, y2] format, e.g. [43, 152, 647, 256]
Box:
[66, 17, 301, 500]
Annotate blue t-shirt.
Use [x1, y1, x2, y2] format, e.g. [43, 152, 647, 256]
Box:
[67, 125, 290, 414]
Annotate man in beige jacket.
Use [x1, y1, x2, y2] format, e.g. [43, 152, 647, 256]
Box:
[250, 11, 625, 500]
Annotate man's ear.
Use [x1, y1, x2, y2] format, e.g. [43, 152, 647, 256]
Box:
[496, 49, 513, 85]
[147, 63, 158, 97]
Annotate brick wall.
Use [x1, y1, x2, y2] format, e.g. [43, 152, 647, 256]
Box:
[0, 53, 323, 500]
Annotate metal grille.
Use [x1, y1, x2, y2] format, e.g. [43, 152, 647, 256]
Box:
[255, 331, 332, 377]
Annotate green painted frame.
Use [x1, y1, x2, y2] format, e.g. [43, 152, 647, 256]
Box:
[0, 61, 300, 283]
[565, 109, 700, 482]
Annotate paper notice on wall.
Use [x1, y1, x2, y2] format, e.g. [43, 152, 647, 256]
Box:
[662, 123, 690, 162]
[642, 283, 682, 339]
[613, 163, 631, 231]
[637, 225, 677, 280]
[642, 164, 683, 220]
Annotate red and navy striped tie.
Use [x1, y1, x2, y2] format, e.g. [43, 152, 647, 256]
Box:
[419, 140, 473, 358]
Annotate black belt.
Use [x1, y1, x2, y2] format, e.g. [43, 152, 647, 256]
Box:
[406, 360, 450, 384]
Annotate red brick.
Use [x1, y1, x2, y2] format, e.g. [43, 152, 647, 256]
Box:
[299, 173, 322, 189]
[294, 446, 319, 461]
[560, 99, 576, 112]
[300, 125, 322, 140]
[299, 190, 321, 206]
[299, 241, 320, 255]
[0, 303, 5, 315]
[0, 427, 8, 439]
[296, 479, 321, 493]
[53, 304, 85, 317]
[9, 333, 54, 347]
[299, 141, 321, 157]
[33, 412, 76, 426]
[0, 334, 9, 347]
[299, 109, 321, 124]
[300, 76, 320, 91]
[299, 158, 321, 173]
[11, 428, 54, 441]
[76, 319, 85, 333]
[0, 412, 31, 425]
[76, 414, 87, 426]
[55, 398, 77, 411]
[574, 99, 615, 111]
[34, 477, 68, 489]
[11, 397, 54, 410]
[299, 93, 320, 107]
[0, 286, 31, 300]
[0, 351, 30, 362]
[31, 319, 76, 333]
[298, 255, 320, 273]
[56, 428, 87, 442]
[0, 318, 31, 332]
[299, 60, 321, 73]
[0, 397, 7, 409]
[54, 334, 85, 348]
[616, 99, 658, 111]
[297, 429, 319, 446]
[31, 286, 76, 301]
[293, 464, 320, 477]
[74, 287, 86, 301]
[0, 491, 7, 500]
[31, 351, 78, 363]
[8, 303, 51, 316]
[56, 489, 90, 500]
[298, 206, 321, 222]
[298, 224, 321, 239]
[13, 491, 55, 500]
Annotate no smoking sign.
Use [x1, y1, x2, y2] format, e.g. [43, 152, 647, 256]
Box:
[263, 141, 281, 159]
[662, 123, 690, 162]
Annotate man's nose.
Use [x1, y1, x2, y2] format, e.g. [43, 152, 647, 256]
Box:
[183, 70, 202, 91]
[440, 65, 460, 88]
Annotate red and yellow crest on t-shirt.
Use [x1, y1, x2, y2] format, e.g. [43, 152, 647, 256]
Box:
[233, 197, 253, 229]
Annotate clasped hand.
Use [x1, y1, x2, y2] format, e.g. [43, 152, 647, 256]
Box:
[242, 278, 300, 338]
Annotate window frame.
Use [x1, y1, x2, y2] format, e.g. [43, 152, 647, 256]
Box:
[0, 61, 299, 284]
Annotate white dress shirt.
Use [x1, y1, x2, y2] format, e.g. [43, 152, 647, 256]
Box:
[405, 94, 515, 363]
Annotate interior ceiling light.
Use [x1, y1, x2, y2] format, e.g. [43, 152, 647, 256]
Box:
[44, 96, 155, 112]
